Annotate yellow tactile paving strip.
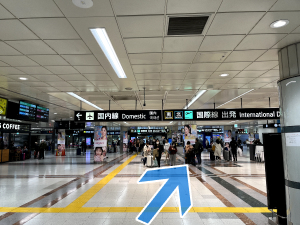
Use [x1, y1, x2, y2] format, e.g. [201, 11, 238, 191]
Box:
[0, 206, 274, 213]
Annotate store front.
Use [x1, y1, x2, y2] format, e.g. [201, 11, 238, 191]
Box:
[0, 120, 31, 163]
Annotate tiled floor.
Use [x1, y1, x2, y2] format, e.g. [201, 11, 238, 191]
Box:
[0, 147, 271, 225]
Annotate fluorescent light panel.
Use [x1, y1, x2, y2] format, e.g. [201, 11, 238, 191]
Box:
[183, 90, 206, 109]
[216, 89, 254, 108]
[67, 92, 103, 110]
[90, 28, 126, 78]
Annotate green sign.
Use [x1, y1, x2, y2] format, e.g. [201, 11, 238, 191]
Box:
[184, 111, 193, 119]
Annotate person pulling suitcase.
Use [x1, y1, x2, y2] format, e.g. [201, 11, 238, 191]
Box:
[143, 141, 151, 166]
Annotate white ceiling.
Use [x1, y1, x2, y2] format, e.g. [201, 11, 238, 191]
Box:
[0, 0, 296, 123]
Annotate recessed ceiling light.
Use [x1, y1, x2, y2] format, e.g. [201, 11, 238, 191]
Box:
[270, 20, 289, 28]
[19, 77, 28, 80]
[54, 113, 57, 114]
[219, 73, 229, 77]
[90, 28, 126, 78]
[72, 0, 93, 8]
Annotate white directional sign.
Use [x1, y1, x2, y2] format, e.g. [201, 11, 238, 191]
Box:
[76, 112, 82, 120]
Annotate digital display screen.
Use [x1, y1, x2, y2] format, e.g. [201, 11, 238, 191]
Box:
[36, 106, 49, 122]
[86, 137, 91, 146]
[19, 101, 36, 122]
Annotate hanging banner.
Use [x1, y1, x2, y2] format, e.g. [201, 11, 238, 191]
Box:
[163, 108, 280, 121]
[224, 130, 232, 143]
[123, 131, 128, 152]
[184, 125, 197, 145]
[57, 129, 65, 156]
[94, 126, 107, 162]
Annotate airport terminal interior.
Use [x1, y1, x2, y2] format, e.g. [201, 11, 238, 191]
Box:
[0, 0, 300, 229]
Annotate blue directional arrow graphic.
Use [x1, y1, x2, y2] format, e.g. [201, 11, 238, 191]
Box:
[136, 165, 192, 225]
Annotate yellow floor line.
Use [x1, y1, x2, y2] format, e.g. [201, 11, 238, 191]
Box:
[0, 207, 274, 213]
[65, 154, 137, 209]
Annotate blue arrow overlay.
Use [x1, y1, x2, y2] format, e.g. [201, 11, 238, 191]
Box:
[136, 165, 192, 225]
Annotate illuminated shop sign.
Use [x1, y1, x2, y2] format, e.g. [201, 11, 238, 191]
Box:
[74, 110, 162, 122]
[198, 128, 222, 133]
[0, 122, 20, 130]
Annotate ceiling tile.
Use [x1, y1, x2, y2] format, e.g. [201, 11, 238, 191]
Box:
[210, 71, 240, 78]
[216, 62, 251, 71]
[260, 70, 279, 77]
[0, 67, 26, 75]
[34, 87, 60, 92]
[160, 80, 182, 86]
[0, 61, 9, 66]
[46, 81, 72, 87]
[162, 52, 196, 64]
[200, 84, 223, 90]
[67, 81, 95, 87]
[118, 16, 164, 38]
[61, 55, 100, 66]
[220, 84, 246, 89]
[0, 20, 38, 40]
[54, 86, 79, 92]
[194, 51, 229, 63]
[225, 50, 265, 62]
[21, 18, 80, 40]
[128, 53, 162, 65]
[91, 81, 115, 87]
[33, 75, 64, 82]
[74, 66, 106, 74]
[0, 0, 63, 18]
[251, 12, 300, 34]
[138, 85, 160, 91]
[123, 38, 162, 53]
[0, 4, 14, 19]
[161, 64, 190, 73]
[112, 0, 165, 15]
[236, 71, 266, 77]
[83, 74, 111, 81]
[244, 61, 278, 71]
[272, 34, 300, 49]
[190, 63, 221, 72]
[262, 82, 278, 89]
[256, 49, 279, 61]
[200, 35, 244, 51]
[227, 78, 255, 83]
[45, 40, 91, 54]
[0, 42, 22, 55]
[186, 72, 212, 79]
[184, 79, 207, 84]
[132, 65, 161, 73]
[6, 40, 57, 55]
[204, 78, 232, 84]
[271, 0, 300, 11]
[16, 66, 52, 75]
[138, 80, 161, 86]
[163, 36, 203, 52]
[250, 78, 278, 83]
[53, 0, 113, 17]
[28, 55, 69, 66]
[167, 0, 222, 14]
[23, 81, 51, 87]
[160, 73, 185, 79]
[45, 66, 78, 74]
[236, 34, 286, 50]
[207, 12, 264, 35]
[58, 74, 87, 81]
[242, 83, 268, 89]
[134, 73, 160, 80]
[7, 75, 39, 81]
[0, 56, 38, 66]
[219, 0, 277, 12]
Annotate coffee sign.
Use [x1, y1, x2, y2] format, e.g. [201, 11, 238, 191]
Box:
[0, 122, 20, 130]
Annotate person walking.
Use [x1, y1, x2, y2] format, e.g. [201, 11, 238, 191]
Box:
[194, 138, 204, 165]
[169, 142, 177, 166]
[81, 139, 87, 154]
[154, 140, 164, 167]
[230, 138, 238, 162]
[136, 140, 140, 155]
[184, 141, 195, 165]
[143, 141, 151, 166]
[214, 139, 222, 160]
[164, 139, 170, 165]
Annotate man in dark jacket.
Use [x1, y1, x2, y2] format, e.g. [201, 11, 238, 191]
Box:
[194, 138, 203, 165]
[154, 140, 164, 167]
[81, 140, 87, 154]
[229, 138, 238, 162]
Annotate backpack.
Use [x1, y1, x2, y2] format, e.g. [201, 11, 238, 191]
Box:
[212, 144, 216, 151]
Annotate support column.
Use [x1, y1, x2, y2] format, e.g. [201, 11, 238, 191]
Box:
[278, 42, 300, 225]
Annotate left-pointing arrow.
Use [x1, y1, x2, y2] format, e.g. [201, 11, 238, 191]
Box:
[136, 165, 192, 225]
[76, 113, 82, 120]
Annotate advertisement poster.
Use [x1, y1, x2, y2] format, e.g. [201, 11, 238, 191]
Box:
[94, 126, 107, 162]
[123, 131, 128, 152]
[224, 130, 232, 143]
[86, 137, 91, 146]
[57, 129, 65, 156]
[184, 125, 196, 145]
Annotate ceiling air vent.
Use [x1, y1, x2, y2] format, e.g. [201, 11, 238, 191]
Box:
[167, 16, 209, 35]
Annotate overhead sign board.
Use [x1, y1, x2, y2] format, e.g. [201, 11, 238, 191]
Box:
[163, 108, 280, 121]
[74, 110, 162, 122]
[0, 97, 8, 116]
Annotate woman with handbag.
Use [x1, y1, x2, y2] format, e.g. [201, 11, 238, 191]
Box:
[169, 142, 177, 166]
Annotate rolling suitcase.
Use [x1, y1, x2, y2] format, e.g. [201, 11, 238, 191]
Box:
[224, 150, 230, 161]
[77, 148, 81, 155]
[146, 155, 153, 167]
